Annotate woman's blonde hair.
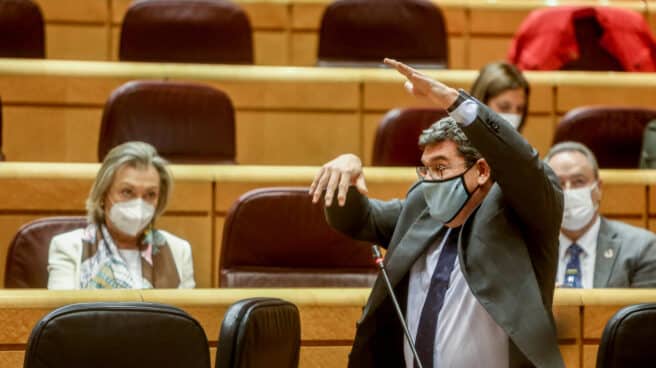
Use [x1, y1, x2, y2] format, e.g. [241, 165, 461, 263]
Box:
[470, 61, 530, 130]
[86, 141, 172, 225]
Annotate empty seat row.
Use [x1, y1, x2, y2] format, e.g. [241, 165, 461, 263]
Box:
[2, 0, 655, 71]
[373, 106, 656, 169]
[1, 79, 654, 167]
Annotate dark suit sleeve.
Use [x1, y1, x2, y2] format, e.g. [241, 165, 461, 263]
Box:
[324, 186, 402, 249]
[459, 93, 564, 249]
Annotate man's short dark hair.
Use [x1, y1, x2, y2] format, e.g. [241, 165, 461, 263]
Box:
[545, 141, 599, 179]
[418, 116, 482, 166]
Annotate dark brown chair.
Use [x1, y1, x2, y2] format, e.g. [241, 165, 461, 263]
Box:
[5, 216, 86, 288]
[372, 108, 448, 166]
[220, 187, 377, 287]
[216, 298, 300, 368]
[0, 0, 45, 58]
[120, 0, 253, 64]
[317, 0, 448, 68]
[98, 80, 236, 164]
[553, 106, 656, 168]
[596, 304, 656, 368]
[24, 302, 211, 368]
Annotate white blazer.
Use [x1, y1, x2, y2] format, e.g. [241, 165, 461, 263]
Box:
[47, 228, 196, 289]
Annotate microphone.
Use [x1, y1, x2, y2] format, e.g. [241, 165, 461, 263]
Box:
[371, 245, 424, 368]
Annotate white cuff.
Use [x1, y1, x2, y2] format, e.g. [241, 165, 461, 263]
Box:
[448, 99, 478, 126]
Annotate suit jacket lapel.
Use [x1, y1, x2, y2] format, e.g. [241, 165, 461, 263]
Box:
[594, 219, 621, 287]
[362, 208, 442, 321]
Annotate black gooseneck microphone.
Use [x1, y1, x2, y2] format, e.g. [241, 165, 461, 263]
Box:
[371, 245, 424, 368]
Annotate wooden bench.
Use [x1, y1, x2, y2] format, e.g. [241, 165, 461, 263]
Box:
[1, 59, 656, 164]
[0, 288, 652, 367]
[32, 0, 654, 69]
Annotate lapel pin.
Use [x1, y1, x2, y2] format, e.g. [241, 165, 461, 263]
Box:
[604, 249, 614, 259]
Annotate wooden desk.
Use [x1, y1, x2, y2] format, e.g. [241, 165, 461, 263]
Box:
[0, 289, 653, 367]
[0, 164, 654, 288]
[1, 59, 656, 164]
[32, 0, 654, 69]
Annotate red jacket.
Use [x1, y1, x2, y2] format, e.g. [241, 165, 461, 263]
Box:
[508, 6, 656, 71]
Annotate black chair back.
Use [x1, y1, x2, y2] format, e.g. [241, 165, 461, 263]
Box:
[596, 303, 656, 368]
[24, 302, 211, 368]
[216, 298, 300, 368]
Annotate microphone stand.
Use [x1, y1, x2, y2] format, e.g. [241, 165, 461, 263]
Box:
[371, 245, 424, 368]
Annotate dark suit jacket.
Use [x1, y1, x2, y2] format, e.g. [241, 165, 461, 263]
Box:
[326, 94, 565, 368]
[594, 218, 656, 287]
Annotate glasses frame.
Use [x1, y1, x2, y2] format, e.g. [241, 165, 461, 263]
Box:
[416, 162, 471, 181]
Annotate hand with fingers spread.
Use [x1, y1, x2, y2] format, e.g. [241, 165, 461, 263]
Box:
[383, 58, 460, 109]
[309, 153, 368, 207]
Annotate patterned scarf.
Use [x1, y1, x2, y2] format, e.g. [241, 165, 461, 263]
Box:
[79, 224, 181, 289]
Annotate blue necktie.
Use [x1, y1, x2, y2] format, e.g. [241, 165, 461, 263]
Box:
[414, 227, 460, 368]
[563, 243, 584, 288]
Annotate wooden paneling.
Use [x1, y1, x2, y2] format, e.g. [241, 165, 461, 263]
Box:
[3, 106, 102, 162]
[1, 60, 655, 164]
[299, 346, 350, 368]
[557, 83, 656, 113]
[468, 37, 512, 70]
[583, 344, 599, 368]
[448, 36, 466, 69]
[35, 0, 108, 23]
[554, 306, 580, 340]
[253, 31, 289, 66]
[290, 33, 318, 66]
[599, 184, 645, 217]
[362, 112, 386, 166]
[469, 7, 530, 35]
[523, 115, 556, 157]
[29, 0, 651, 68]
[157, 216, 213, 288]
[0, 164, 652, 288]
[0, 289, 652, 368]
[46, 25, 109, 61]
[235, 112, 361, 164]
[560, 344, 580, 368]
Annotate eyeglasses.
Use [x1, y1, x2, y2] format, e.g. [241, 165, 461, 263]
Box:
[416, 162, 470, 180]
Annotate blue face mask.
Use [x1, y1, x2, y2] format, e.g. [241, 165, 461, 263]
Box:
[422, 166, 477, 224]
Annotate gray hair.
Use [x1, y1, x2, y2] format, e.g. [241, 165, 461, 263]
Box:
[418, 116, 482, 166]
[86, 141, 173, 225]
[545, 141, 599, 179]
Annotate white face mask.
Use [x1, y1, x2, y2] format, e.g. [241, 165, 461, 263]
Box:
[498, 113, 522, 130]
[108, 198, 155, 237]
[562, 183, 598, 231]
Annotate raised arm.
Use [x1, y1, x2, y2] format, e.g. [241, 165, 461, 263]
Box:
[384, 58, 562, 237]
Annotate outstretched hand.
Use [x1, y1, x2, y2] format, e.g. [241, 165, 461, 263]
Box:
[309, 154, 368, 207]
[383, 58, 459, 109]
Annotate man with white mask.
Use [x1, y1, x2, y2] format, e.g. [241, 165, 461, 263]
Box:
[546, 141, 656, 288]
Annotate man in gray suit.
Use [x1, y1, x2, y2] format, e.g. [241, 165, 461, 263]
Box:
[545, 141, 656, 288]
[310, 59, 565, 367]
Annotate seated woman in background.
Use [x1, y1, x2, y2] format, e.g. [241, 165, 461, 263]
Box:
[470, 61, 530, 131]
[48, 141, 195, 289]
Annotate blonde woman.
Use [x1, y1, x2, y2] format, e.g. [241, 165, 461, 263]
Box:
[47, 141, 195, 289]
